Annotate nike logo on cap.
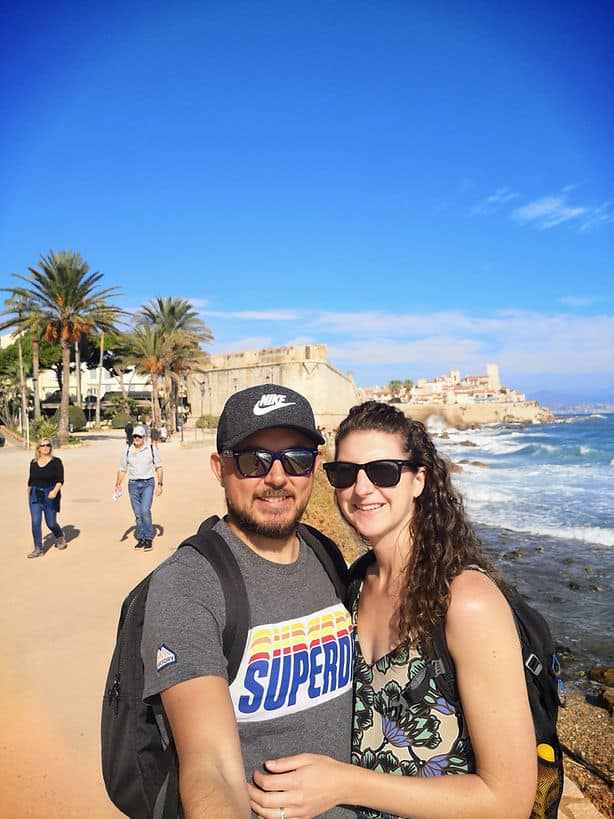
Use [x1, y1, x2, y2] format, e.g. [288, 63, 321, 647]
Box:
[253, 394, 296, 416]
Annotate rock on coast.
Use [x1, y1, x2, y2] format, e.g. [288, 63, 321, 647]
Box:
[399, 400, 555, 429]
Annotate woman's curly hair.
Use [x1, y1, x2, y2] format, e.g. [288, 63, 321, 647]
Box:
[335, 401, 502, 650]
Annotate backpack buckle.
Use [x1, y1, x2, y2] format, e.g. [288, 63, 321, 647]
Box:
[525, 653, 543, 676]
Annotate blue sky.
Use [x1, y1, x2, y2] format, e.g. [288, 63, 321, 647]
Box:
[1, 0, 613, 400]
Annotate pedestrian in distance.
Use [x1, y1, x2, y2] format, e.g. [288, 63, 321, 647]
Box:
[159, 422, 168, 443]
[150, 426, 160, 447]
[124, 420, 134, 446]
[115, 424, 163, 551]
[141, 384, 354, 818]
[249, 401, 537, 819]
[27, 438, 66, 558]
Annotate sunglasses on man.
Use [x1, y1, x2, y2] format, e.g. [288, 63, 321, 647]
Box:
[222, 447, 318, 478]
[323, 459, 422, 489]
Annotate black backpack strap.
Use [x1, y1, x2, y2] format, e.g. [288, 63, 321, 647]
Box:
[298, 523, 348, 604]
[347, 550, 376, 611]
[428, 619, 458, 706]
[178, 515, 249, 684]
[426, 566, 489, 708]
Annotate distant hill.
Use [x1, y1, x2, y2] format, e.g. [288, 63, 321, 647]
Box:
[528, 388, 614, 413]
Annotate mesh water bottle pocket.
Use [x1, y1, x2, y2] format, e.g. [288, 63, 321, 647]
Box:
[531, 747, 564, 819]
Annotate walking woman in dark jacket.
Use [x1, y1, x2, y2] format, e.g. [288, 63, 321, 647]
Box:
[27, 438, 66, 558]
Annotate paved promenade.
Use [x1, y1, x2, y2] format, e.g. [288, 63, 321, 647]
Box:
[0, 429, 606, 817]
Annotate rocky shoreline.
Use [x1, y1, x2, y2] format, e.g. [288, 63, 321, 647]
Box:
[400, 399, 555, 429]
[559, 693, 613, 817]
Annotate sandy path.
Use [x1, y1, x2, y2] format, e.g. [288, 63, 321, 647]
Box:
[1, 429, 605, 819]
[0, 430, 224, 817]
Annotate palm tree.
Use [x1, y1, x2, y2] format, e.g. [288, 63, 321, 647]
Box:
[121, 326, 176, 427]
[136, 297, 213, 342]
[4, 250, 123, 443]
[0, 294, 46, 419]
[135, 297, 212, 430]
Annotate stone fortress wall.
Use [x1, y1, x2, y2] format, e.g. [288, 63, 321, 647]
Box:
[187, 343, 361, 432]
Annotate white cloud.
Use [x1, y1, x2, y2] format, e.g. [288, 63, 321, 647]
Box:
[559, 296, 596, 307]
[512, 196, 587, 229]
[208, 307, 614, 386]
[209, 336, 273, 354]
[472, 187, 519, 214]
[325, 310, 614, 379]
[203, 309, 305, 321]
[511, 192, 614, 232]
[578, 201, 614, 232]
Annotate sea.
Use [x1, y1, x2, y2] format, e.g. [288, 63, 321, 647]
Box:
[428, 412, 614, 692]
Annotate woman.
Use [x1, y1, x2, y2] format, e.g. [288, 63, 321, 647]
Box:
[27, 438, 66, 558]
[249, 402, 536, 819]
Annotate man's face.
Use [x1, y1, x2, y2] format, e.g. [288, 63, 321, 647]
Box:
[132, 434, 145, 449]
[211, 427, 320, 540]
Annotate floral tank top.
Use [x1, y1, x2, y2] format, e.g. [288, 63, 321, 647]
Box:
[351, 588, 475, 819]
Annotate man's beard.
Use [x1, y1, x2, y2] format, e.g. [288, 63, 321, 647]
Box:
[226, 492, 307, 540]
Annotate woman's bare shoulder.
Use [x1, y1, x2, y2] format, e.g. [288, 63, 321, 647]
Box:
[447, 569, 514, 634]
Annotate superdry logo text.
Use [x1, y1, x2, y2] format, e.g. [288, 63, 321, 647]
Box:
[156, 644, 177, 671]
[252, 394, 297, 416]
[229, 604, 354, 723]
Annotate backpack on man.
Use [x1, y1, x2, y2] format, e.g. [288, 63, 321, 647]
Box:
[101, 515, 347, 819]
[348, 553, 566, 819]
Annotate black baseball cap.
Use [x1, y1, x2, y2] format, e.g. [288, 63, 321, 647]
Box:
[216, 384, 325, 452]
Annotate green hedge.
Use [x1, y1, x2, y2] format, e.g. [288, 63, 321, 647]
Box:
[196, 414, 219, 429]
[111, 411, 136, 429]
[53, 405, 87, 431]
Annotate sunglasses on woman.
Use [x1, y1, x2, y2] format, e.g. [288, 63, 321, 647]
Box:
[323, 459, 422, 489]
[222, 447, 318, 478]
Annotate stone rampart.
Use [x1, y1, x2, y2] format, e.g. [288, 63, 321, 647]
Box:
[187, 344, 360, 431]
[399, 400, 554, 429]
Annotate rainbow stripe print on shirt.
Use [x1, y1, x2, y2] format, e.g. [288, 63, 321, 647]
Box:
[229, 603, 354, 722]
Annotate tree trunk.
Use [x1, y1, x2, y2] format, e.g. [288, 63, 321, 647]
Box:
[17, 336, 27, 436]
[75, 340, 82, 406]
[95, 332, 104, 426]
[151, 376, 160, 427]
[32, 336, 41, 419]
[59, 340, 71, 444]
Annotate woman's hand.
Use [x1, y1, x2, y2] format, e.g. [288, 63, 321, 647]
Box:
[48, 490, 57, 500]
[249, 753, 345, 819]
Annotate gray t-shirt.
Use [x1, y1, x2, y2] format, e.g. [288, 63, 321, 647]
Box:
[142, 519, 355, 818]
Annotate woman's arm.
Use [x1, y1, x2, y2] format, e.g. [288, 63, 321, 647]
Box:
[48, 458, 64, 499]
[249, 572, 536, 819]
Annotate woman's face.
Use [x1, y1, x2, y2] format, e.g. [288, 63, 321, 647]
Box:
[334, 429, 424, 546]
[38, 440, 52, 456]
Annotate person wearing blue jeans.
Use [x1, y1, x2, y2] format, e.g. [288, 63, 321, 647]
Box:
[127, 477, 155, 543]
[27, 438, 66, 558]
[115, 425, 163, 551]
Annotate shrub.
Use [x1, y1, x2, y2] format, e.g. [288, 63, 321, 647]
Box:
[196, 414, 219, 429]
[111, 411, 135, 429]
[30, 417, 59, 442]
[53, 405, 87, 432]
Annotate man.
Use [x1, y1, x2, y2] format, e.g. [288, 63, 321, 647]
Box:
[141, 385, 354, 818]
[115, 423, 163, 551]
